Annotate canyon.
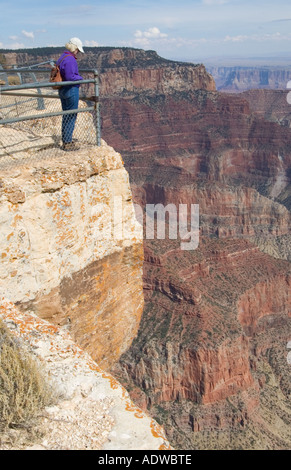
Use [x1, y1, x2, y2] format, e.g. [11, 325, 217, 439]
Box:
[96, 48, 291, 449]
[206, 65, 291, 92]
[1, 47, 291, 449]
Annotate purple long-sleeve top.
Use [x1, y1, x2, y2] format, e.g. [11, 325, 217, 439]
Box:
[57, 51, 83, 86]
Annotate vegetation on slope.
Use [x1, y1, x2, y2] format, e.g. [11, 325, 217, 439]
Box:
[0, 319, 54, 433]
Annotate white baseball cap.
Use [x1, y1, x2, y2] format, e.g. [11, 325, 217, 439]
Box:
[70, 37, 84, 53]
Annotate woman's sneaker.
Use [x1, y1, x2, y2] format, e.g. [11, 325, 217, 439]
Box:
[62, 142, 80, 151]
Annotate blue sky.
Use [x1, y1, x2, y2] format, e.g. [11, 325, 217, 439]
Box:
[1, 0, 291, 62]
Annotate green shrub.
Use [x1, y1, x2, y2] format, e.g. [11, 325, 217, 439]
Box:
[0, 319, 54, 431]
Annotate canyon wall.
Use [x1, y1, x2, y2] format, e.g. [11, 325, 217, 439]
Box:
[3, 47, 291, 450]
[89, 49, 290, 449]
[2, 47, 216, 96]
[101, 87, 291, 242]
[0, 137, 143, 370]
[207, 65, 291, 92]
[239, 89, 291, 134]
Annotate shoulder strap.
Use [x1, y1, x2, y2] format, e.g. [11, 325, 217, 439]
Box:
[57, 52, 72, 66]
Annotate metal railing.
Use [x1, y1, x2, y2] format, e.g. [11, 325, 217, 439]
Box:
[0, 67, 101, 167]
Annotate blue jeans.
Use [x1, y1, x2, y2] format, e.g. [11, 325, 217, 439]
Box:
[59, 86, 79, 144]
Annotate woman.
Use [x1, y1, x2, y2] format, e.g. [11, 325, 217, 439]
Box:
[57, 37, 84, 151]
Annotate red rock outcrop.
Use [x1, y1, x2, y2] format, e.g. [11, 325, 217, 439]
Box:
[114, 238, 290, 402]
[97, 50, 291, 449]
[112, 237, 291, 449]
[240, 89, 291, 131]
[99, 62, 215, 96]
[237, 274, 291, 335]
[101, 88, 291, 242]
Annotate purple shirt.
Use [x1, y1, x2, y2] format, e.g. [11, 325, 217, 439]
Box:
[57, 51, 83, 86]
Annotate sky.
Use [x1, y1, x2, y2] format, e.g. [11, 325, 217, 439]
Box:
[1, 0, 291, 63]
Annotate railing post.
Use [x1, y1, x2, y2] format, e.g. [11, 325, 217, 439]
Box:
[0, 64, 8, 85]
[29, 69, 45, 110]
[13, 65, 22, 85]
[93, 69, 101, 147]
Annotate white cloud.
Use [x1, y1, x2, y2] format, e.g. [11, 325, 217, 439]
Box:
[224, 35, 249, 42]
[84, 40, 99, 47]
[223, 32, 291, 43]
[9, 35, 18, 41]
[135, 26, 168, 39]
[135, 27, 168, 40]
[125, 32, 209, 52]
[125, 26, 291, 56]
[133, 27, 168, 47]
[22, 30, 34, 40]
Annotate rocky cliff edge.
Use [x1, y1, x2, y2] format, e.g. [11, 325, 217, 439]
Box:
[0, 297, 171, 450]
[0, 132, 171, 449]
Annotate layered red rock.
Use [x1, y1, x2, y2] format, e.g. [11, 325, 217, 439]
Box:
[111, 237, 291, 449]
[114, 238, 290, 402]
[238, 273, 291, 335]
[97, 51, 291, 449]
[240, 89, 291, 130]
[101, 89, 291, 242]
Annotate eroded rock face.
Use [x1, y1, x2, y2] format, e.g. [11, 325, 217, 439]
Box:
[114, 238, 290, 402]
[101, 88, 291, 244]
[240, 89, 291, 122]
[0, 139, 143, 369]
[98, 62, 215, 96]
[207, 66, 291, 92]
[237, 273, 291, 334]
[98, 58, 291, 449]
[111, 237, 291, 449]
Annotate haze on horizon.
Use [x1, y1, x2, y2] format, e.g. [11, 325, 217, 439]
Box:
[1, 0, 291, 65]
